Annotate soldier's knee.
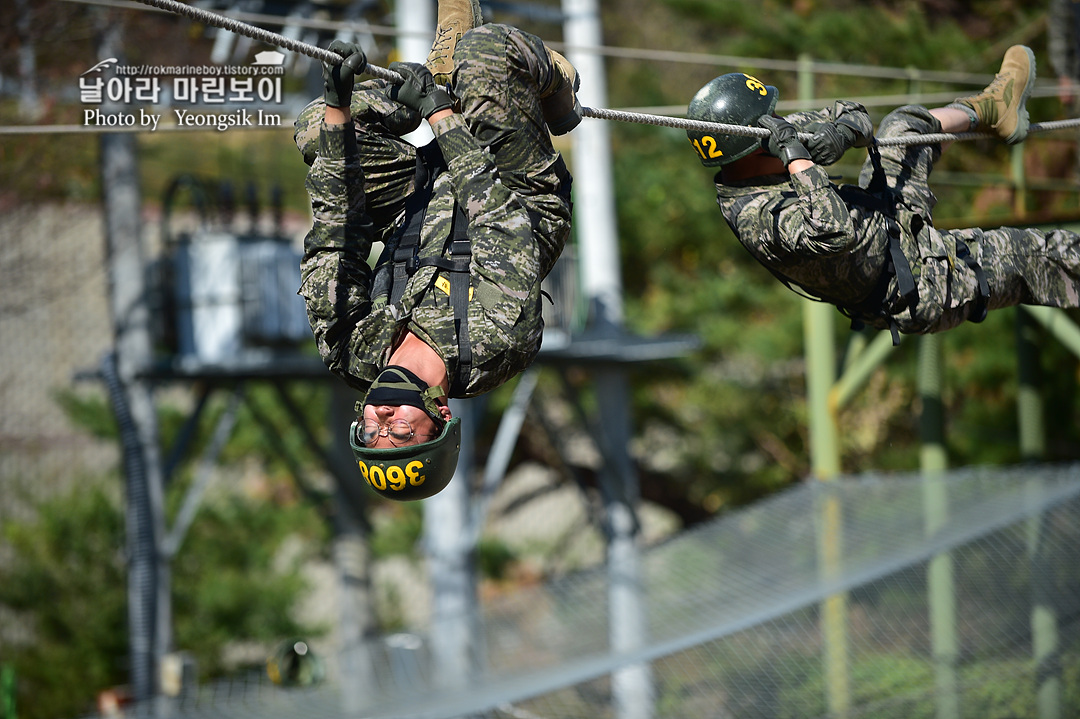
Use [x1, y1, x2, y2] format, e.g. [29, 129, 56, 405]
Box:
[454, 22, 508, 60]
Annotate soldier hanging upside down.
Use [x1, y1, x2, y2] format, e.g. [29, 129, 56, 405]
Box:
[294, 0, 582, 500]
[686, 45, 1080, 342]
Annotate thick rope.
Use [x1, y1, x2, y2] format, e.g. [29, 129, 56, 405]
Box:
[130, 0, 1080, 147]
[572, 99, 1080, 146]
[130, 0, 403, 82]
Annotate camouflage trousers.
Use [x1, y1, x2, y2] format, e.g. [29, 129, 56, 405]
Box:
[860, 104, 1080, 333]
[294, 23, 572, 279]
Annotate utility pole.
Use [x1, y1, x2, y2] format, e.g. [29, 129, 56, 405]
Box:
[797, 54, 849, 719]
[96, 11, 170, 708]
[15, 0, 40, 120]
[396, 0, 479, 691]
[919, 335, 959, 719]
[396, 0, 435, 147]
[425, 398, 481, 689]
[329, 391, 377, 712]
[561, 1, 654, 717]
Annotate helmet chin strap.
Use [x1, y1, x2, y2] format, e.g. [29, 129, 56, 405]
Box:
[358, 366, 447, 424]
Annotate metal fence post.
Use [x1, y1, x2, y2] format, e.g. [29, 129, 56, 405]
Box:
[798, 53, 849, 719]
[919, 334, 959, 719]
[1018, 307, 1062, 719]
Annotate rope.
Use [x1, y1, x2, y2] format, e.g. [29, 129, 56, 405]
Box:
[129, 0, 403, 82]
[128, 0, 1080, 148]
[582, 105, 1080, 145]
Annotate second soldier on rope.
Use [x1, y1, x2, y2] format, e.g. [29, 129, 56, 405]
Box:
[686, 45, 1080, 342]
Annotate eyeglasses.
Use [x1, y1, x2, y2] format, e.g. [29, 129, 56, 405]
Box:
[356, 418, 436, 447]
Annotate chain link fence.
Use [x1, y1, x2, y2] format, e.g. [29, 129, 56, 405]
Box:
[4, 204, 1079, 719]
[99, 463, 1080, 719]
[0, 202, 118, 527]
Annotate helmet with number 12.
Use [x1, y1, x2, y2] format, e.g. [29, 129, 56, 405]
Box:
[686, 73, 779, 167]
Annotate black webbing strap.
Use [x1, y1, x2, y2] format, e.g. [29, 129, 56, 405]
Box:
[389, 216, 426, 304]
[954, 238, 990, 323]
[414, 206, 472, 395]
[833, 142, 919, 345]
[447, 225, 472, 395]
[884, 216, 918, 307]
[865, 139, 888, 194]
[865, 142, 915, 315]
[388, 147, 440, 305]
[383, 139, 473, 396]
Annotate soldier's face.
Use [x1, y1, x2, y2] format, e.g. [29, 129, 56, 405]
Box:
[360, 403, 441, 448]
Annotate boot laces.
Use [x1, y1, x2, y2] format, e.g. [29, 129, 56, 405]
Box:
[430, 26, 454, 56]
[983, 71, 1010, 97]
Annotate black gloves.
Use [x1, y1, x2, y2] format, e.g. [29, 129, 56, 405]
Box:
[388, 62, 454, 119]
[322, 40, 367, 108]
[804, 117, 872, 165]
[759, 115, 812, 167]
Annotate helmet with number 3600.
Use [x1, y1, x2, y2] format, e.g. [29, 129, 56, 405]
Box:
[686, 73, 779, 167]
[349, 416, 461, 502]
[347, 366, 461, 502]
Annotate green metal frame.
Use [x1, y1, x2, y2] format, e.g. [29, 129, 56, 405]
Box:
[797, 60, 1080, 717]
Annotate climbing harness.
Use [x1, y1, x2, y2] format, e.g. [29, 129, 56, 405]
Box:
[374, 142, 475, 396]
[764, 140, 990, 344]
[757, 141, 916, 344]
[839, 142, 919, 344]
[843, 141, 990, 335]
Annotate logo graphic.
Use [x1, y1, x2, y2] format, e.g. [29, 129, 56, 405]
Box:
[79, 54, 286, 132]
[252, 50, 285, 66]
[82, 58, 118, 76]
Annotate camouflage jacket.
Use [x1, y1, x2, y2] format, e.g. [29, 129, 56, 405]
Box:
[300, 114, 544, 398]
[714, 101, 895, 308]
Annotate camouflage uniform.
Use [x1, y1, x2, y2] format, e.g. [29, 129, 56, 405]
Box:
[296, 23, 573, 396]
[715, 103, 1080, 334]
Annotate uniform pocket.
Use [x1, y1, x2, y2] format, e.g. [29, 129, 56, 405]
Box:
[473, 279, 536, 348]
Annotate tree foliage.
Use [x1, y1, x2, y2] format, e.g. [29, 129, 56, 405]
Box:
[0, 380, 331, 719]
[0, 479, 324, 719]
[0, 486, 128, 719]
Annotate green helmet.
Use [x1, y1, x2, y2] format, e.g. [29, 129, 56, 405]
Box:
[686, 72, 779, 167]
[266, 638, 325, 687]
[349, 366, 461, 502]
[350, 416, 461, 501]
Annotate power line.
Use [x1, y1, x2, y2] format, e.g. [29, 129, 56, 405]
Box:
[60, 0, 1008, 86]
[60, 0, 409, 40]
[44, 0, 1078, 148]
[627, 84, 1064, 117]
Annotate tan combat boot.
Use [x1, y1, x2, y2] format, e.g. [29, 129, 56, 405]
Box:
[949, 45, 1036, 145]
[539, 47, 582, 136]
[426, 0, 484, 85]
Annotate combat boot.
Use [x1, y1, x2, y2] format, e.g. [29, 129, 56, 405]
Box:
[539, 48, 582, 136]
[949, 45, 1036, 145]
[426, 0, 484, 85]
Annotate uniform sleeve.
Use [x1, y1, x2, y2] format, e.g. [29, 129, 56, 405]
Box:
[299, 122, 378, 374]
[782, 107, 834, 131]
[430, 113, 538, 303]
[735, 165, 857, 261]
[829, 100, 874, 139]
[787, 101, 873, 138]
